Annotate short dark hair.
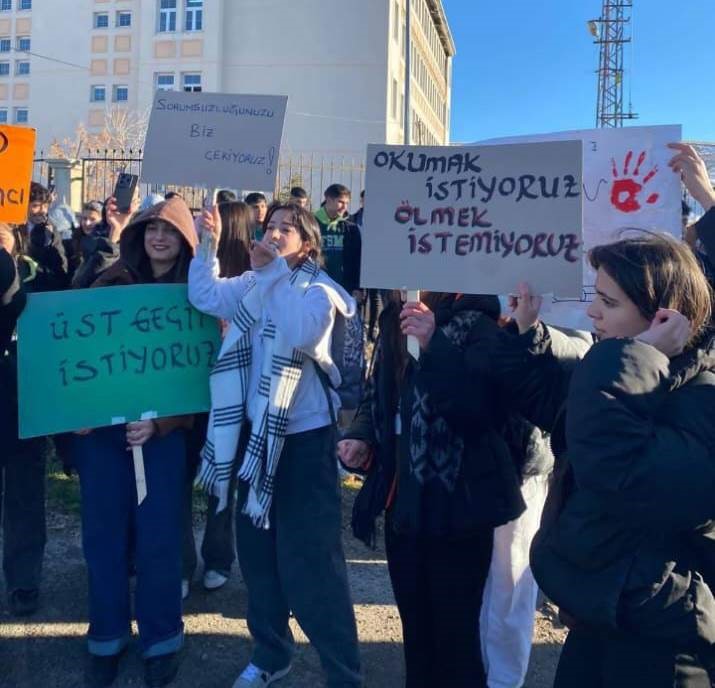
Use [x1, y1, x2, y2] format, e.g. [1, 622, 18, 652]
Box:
[164, 191, 183, 201]
[589, 234, 713, 347]
[324, 183, 351, 199]
[30, 182, 51, 204]
[82, 200, 103, 214]
[289, 186, 308, 199]
[264, 203, 323, 265]
[245, 192, 267, 205]
[216, 189, 237, 204]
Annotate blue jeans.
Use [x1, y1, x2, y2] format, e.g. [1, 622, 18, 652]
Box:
[72, 426, 186, 658]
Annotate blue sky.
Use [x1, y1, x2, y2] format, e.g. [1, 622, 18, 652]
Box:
[442, 0, 714, 143]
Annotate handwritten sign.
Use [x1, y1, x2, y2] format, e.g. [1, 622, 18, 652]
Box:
[360, 141, 583, 297]
[0, 124, 36, 223]
[480, 125, 682, 329]
[17, 284, 221, 438]
[141, 91, 288, 191]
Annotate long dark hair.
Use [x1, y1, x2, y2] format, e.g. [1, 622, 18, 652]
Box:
[590, 234, 712, 346]
[217, 201, 252, 277]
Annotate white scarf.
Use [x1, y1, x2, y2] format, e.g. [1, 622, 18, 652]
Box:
[196, 258, 349, 528]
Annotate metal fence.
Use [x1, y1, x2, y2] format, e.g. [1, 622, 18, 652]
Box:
[33, 150, 366, 212]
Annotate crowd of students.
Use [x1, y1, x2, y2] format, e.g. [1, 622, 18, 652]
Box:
[1, 142, 715, 688]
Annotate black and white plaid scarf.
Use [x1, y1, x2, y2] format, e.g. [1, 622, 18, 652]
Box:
[196, 258, 322, 529]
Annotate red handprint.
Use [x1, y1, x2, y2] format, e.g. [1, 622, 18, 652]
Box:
[610, 150, 660, 213]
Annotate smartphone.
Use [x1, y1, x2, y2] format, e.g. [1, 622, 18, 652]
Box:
[113, 173, 139, 213]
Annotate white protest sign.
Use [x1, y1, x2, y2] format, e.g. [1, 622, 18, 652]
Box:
[361, 141, 583, 297]
[141, 91, 288, 191]
[480, 125, 682, 329]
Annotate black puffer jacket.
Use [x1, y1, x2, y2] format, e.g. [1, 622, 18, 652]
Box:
[13, 221, 69, 292]
[496, 323, 715, 653]
[345, 295, 526, 546]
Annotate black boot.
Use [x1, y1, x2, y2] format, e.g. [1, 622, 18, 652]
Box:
[8, 588, 39, 617]
[86, 651, 124, 688]
[144, 652, 179, 687]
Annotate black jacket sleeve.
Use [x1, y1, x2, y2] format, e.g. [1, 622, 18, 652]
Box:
[490, 322, 590, 433]
[565, 338, 715, 531]
[696, 207, 715, 262]
[28, 223, 69, 291]
[342, 223, 362, 294]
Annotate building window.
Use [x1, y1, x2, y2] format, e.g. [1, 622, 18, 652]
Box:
[0, 38, 10, 53]
[113, 85, 129, 102]
[182, 72, 201, 92]
[14, 108, 28, 124]
[0, 61, 8, 76]
[19, 0, 30, 8]
[16, 36, 30, 52]
[158, 0, 177, 32]
[90, 85, 106, 102]
[184, 0, 203, 31]
[116, 11, 131, 27]
[15, 60, 29, 75]
[0, 0, 11, 11]
[0, 109, 6, 122]
[94, 12, 109, 29]
[155, 73, 175, 90]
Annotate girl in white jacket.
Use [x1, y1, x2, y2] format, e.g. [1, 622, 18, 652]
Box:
[188, 203, 362, 688]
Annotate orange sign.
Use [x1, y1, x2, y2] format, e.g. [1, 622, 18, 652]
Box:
[0, 125, 36, 223]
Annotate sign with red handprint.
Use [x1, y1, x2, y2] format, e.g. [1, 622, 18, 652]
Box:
[477, 124, 682, 330]
[610, 150, 660, 213]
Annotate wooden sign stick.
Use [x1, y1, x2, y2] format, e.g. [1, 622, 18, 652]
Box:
[406, 289, 421, 361]
[132, 445, 147, 505]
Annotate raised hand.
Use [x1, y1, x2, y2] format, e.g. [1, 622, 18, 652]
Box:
[106, 195, 137, 243]
[636, 308, 691, 358]
[668, 143, 715, 211]
[509, 282, 542, 334]
[198, 205, 222, 252]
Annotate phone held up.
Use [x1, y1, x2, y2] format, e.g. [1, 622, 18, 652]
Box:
[113, 173, 139, 213]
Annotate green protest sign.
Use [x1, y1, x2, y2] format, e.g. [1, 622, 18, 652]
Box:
[17, 284, 221, 438]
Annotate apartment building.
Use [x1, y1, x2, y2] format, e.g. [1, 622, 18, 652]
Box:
[6, 0, 454, 159]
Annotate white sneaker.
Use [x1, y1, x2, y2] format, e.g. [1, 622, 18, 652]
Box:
[232, 662, 291, 688]
[181, 579, 190, 600]
[203, 569, 229, 591]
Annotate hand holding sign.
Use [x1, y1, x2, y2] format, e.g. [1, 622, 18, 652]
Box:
[400, 300, 436, 351]
[509, 282, 543, 335]
[126, 419, 156, 448]
[668, 143, 715, 212]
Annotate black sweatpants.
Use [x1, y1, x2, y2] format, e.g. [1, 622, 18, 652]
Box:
[1, 437, 47, 595]
[385, 519, 494, 688]
[235, 425, 362, 687]
[555, 627, 711, 688]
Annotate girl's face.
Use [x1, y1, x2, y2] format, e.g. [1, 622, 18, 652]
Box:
[144, 221, 182, 266]
[80, 209, 102, 235]
[586, 267, 651, 339]
[261, 208, 310, 266]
